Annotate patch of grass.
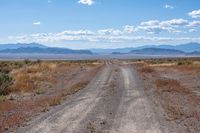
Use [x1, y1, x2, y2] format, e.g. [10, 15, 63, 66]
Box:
[177, 60, 193, 66]
[0, 95, 6, 101]
[48, 97, 62, 106]
[165, 104, 185, 120]
[70, 81, 89, 93]
[140, 66, 155, 73]
[0, 73, 12, 95]
[110, 81, 117, 88]
[35, 88, 46, 95]
[154, 78, 190, 94]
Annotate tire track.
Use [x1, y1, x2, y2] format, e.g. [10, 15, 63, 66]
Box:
[111, 66, 162, 133]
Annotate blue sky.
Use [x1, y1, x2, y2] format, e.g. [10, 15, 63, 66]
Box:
[0, 0, 200, 49]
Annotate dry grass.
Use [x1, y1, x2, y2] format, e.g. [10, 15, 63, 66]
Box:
[134, 58, 200, 131]
[140, 66, 155, 73]
[9, 62, 63, 93]
[69, 81, 90, 94]
[45, 96, 62, 106]
[133, 62, 155, 74]
[0, 60, 103, 132]
[154, 79, 190, 94]
[164, 104, 185, 120]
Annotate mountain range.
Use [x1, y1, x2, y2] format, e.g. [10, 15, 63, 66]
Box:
[0, 43, 92, 55]
[129, 48, 185, 55]
[0, 43, 47, 50]
[90, 42, 200, 54]
[0, 42, 200, 56]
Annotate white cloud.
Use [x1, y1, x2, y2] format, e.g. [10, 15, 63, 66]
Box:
[188, 9, 200, 18]
[6, 18, 200, 47]
[58, 30, 94, 36]
[187, 21, 200, 27]
[189, 29, 197, 32]
[138, 19, 188, 34]
[7, 31, 200, 45]
[164, 4, 174, 9]
[160, 19, 188, 26]
[98, 29, 123, 36]
[123, 25, 135, 34]
[33, 21, 41, 25]
[78, 0, 95, 6]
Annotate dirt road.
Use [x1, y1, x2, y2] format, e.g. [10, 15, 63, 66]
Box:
[17, 63, 163, 133]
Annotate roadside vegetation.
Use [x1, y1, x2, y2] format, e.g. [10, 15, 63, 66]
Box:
[0, 60, 103, 132]
[133, 57, 200, 132]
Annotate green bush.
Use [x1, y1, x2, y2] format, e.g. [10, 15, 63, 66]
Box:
[0, 73, 12, 95]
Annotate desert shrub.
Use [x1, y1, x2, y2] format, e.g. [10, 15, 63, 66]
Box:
[177, 60, 193, 66]
[154, 78, 190, 93]
[35, 88, 46, 95]
[48, 97, 62, 106]
[0, 73, 12, 95]
[0, 68, 10, 74]
[36, 59, 41, 64]
[0, 95, 6, 101]
[24, 59, 31, 64]
[140, 66, 155, 73]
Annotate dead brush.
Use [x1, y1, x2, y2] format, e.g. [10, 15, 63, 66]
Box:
[69, 81, 89, 94]
[140, 66, 155, 73]
[164, 104, 185, 120]
[154, 78, 190, 94]
[133, 62, 155, 74]
[10, 73, 36, 92]
[110, 81, 117, 88]
[10, 63, 58, 92]
[46, 96, 62, 106]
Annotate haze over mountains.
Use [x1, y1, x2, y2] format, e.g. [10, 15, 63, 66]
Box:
[0, 43, 92, 55]
[0, 43, 47, 50]
[0, 42, 200, 56]
[91, 42, 200, 54]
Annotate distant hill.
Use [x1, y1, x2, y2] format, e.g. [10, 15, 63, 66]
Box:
[90, 42, 200, 54]
[0, 42, 200, 56]
[187, 51, 200, 56]
[129, 48, 185, 55]
[0, 47, 92, 55]
[90, 47, 135, 54]
[136, 42, 200, 52]
[0, 43, 47, 50]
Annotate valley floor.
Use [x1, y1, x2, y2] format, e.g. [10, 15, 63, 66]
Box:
[1, 59, 200, 133]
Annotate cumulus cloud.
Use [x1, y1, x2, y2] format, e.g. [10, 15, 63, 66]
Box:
[164, 4, 174, 9]
[188, 9, 200, 18]
[161, 19, 188, 26]
[33, 21, 41, 25]
[189, 29, 197, 32]
[187, 21, 200, 27]
[7, 31, 200, 45]
[123, 25, 135, 34]
[98, 29, 123, 36]
[137, 19, 188, 34]
[58, 30, 94, 36]
[6, 18, 200, 46]
[7, 29, 200, 45]
[78, 0, 95, 6]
